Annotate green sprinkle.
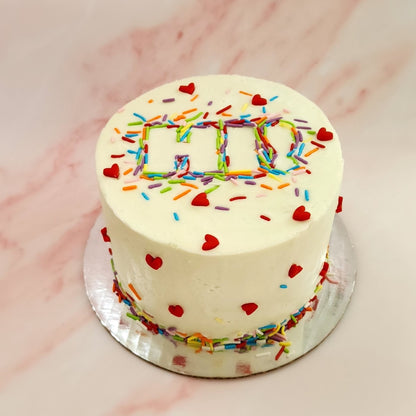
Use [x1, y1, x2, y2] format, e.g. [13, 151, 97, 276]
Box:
[127, 121, 143, 126]
[216, 129, 221, 149]
[263, 125, 268, 136]
[160, 186, 172, 193]
[186, 131, 192, 143]
[126, 312, 140, 320]
[213, 174, 226, 181]
[258, 118, 267, 127]
[149, 123, 169, 129]
[205, 185, 220, 194]
[280, 119, 296, 127]
[284, 347, 290, 354]
[139, 138, 144, 148]
[185, 111, 204, 122]
[110, 258, 115, 271]
[168, 179, 185, 184]
[173, 335, 184, 342]
[218, 118, 224, 130]
[176, 130, 181, 142]
[254, 128, 261, 142]
[307, 130, 316, 135]
[290, 314, 297, 324]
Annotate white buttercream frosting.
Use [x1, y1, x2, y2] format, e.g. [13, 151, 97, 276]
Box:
[96, 74, 343, 339]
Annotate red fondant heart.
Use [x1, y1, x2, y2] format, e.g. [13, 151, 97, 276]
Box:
[100, 227, 111, 242]
[168, 304, 184, 317]
[191, 192, 210, 207]
[241, 302, 258, 316]
[202, 234, 219, 251]
[145, 254, 163, 270]
[103, 163, 120, 179]
[292, 205, 311, 221]
[251, 94, 267, 106]
[317, 127, 333, 141]
[179, 82, 195, 95]
[288, 264, 303, 278]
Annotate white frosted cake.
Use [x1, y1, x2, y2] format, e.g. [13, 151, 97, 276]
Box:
[96, 74, 343, 356]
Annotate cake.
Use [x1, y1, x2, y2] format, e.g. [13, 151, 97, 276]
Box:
[95, 74, 343, 358]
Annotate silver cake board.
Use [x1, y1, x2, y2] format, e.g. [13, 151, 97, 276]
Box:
[84, 214, 356, 378]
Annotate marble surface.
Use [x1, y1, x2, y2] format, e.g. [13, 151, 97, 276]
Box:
[1, 0, 415, 415]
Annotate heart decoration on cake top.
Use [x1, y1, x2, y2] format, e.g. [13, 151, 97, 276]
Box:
[191, 192, 210, 207]
[168, 304, 184, 317]
[145, 254, 163, 270]
[251, 93, 267, 106]
[179, 82, 195, 95]
[292, 205, 311, 221]
[288, 264, 303, 278]
[202, 234, 219, 251]
[317, 127, 333, 141]
[241, 302, 258, 315]
[103, 163, 120, 179]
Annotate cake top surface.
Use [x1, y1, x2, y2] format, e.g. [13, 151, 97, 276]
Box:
[96, 74, 343, 255]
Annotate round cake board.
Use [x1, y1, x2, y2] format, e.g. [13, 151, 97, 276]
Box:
[84, 214, 356, 378]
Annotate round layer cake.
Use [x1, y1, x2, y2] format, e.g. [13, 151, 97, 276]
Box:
[96, 74, 343, 348]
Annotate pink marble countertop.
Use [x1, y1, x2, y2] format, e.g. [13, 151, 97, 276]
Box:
[1, 1, 415, 414]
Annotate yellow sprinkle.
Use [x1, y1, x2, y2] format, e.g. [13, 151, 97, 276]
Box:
[215, 317, 224, 324]
[279, 341, 292, 347]
[278, 183, 290, 189]
[304, 147, 319, 157]
[267, 325, 280, 337]
[227, 170, 253, 176]
[180, 122, 194, 134]
[267, 173, 283, 183]
[241, 103, 249, 112]
[173, 189, 191, 200]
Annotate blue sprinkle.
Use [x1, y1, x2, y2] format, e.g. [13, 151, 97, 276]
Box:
[182, 175, 196, 180]
[122, 299, 131, 306]
[262, 106, 266, 113]
[280, 284, 288, 289]
[180, 130, 191, 142]
[124, 133, 139, 138]
[133, 113, 146, 122]
[298, 142, 305, 156]
[173, 212, 179, 221]
[305, 189, 310, 201]
[141, 192, 150, 200]
[270, 95, 279, 101]
[286, 150, 295, 157]
[144, 154, 148, 163]
[225, 344, 236, 350]
[168, 120, 175, 125]
[286, 165, 300, 172]
[127, 149, 138, 155]
[240, 114, 251, 119]
[238, 175, 254, 179]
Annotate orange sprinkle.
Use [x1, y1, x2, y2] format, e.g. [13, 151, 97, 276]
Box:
[123, 168, 133, 176]
[128, 283, 142, 300]
[139, 175, 154, 181]
[226, 170, 253, 176]
[278, 183, 290, 189]
[126, 130, 141, 134]
[261, 184, 273, 191]
[174, 114, 186, 121]
[239, 90, 253, 97]
[148, 99, 154, 103]
[180, 182, 199, 189]
[255, 117, 267, 125]
[147, 115, 161, 123]
[222, 112, 232, 117]
[118, 294, 122, 303]
[304, 147, 319, 157]
[176, 331, 188, 338]
[190, 94, 199, 102]
[182, 107, 197, 115]
[114, 127, 121, 134]
[173, 189, 191, 200]
[291, 127, 298, 136]
[293, 166, 306, 171]
[122, 185, 137, 191]
[258, 167, 269, 173]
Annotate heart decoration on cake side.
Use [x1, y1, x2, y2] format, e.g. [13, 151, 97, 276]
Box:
[100, 227, 111, 242]
[191, 192, 210, 207]
[320, 261, 330, 277]
[251, 93, 267, 106]
[168, 304, 184, 317]
[103, 163, 120, 179]
[317, 127, 333, 141]
[292, 205, 311, 221]
[336, 196, 343, 213]
[202, 234, 219, 251]
[288, 264, 303, 278]
[145, 254, 163, 270]
[179, 82, 195, 95]
[241, 302, 258, 316]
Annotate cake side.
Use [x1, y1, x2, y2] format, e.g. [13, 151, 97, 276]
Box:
[96, 74, 343, 341]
